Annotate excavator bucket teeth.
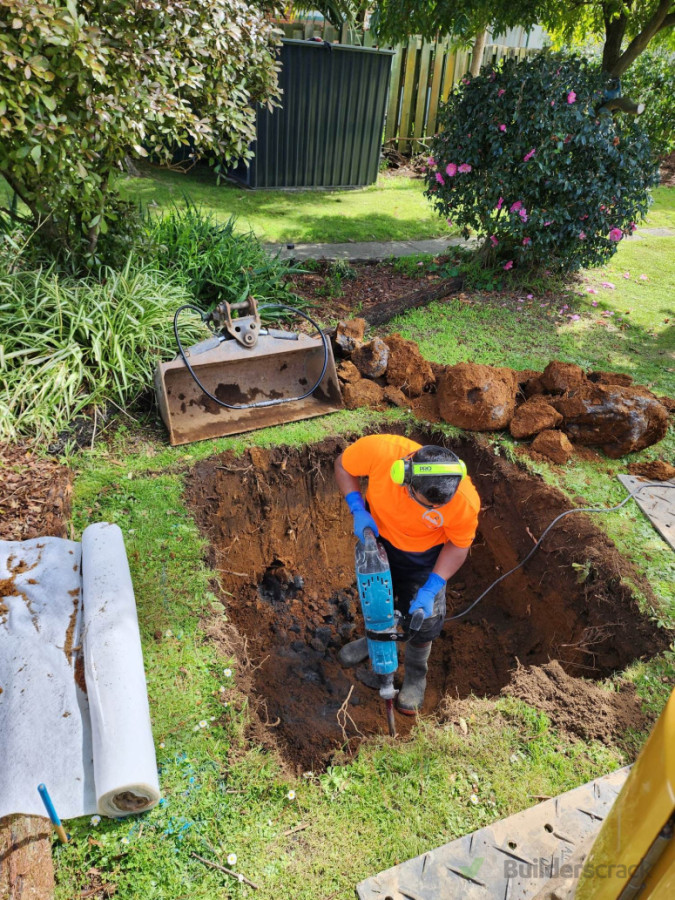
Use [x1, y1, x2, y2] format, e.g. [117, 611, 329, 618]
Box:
[155, 333, 343, 445]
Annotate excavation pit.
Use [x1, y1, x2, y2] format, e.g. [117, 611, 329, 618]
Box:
[186, 432, 668, 770]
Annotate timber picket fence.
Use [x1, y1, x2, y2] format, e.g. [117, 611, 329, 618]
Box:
[279, 22, 538, 153]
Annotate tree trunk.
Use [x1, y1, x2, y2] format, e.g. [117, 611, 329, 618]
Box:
[470, 29, 488, 77]
[0, 815, 55, 900]
[363, 276, 464, 328]
[604, 0, 674, 77]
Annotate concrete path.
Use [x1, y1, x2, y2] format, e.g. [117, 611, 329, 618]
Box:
[264, 226, 673, 262]
[264, 235, 472, 261]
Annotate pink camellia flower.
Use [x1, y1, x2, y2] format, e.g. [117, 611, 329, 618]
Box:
[446, 162, 458, 176]
[435, 172, 445, 185]
[510, 200, 523, 212]
[567, 90, 576, 104]
[587, 288, 598, 294]
[427, 157, 436, 167]
[640, 274, 648, 280]
[499, 124, 507, 132]
[543, 220, 552, 227]
[579, 231, 586, 240]
[458, 163, 472, 173]
[498, 88, 506, 97]
[527, 294, 533, 299]
[523, 237, 531, 245]
[550, 100, 555, 106]
[601, 281, 615, 289]
[496, 196, 504, 210]
[490, 235, 499, 247]
[570, 314, 580, 321]
[447, 219, 453, 226]
[579, 214, 588, 220]
[518, 208, 528, 222]
[523, 148, 536, 162]
[489, 71, 496, 81]
[622, 272, 630, 279]
[608, 227, 623, 241]
[503, 260, 513, 270]
[629, 222, 637, 232]
[591, 299, 599, 306]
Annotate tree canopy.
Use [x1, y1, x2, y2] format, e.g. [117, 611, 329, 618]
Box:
[373, 0, 675, 75]
[0, 0, 281, 259]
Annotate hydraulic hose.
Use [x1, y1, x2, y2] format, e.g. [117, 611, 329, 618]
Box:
[173, 302, 330, 410]
[446, 481, 675, 622]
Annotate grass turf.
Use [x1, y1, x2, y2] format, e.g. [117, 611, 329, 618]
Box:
[117, 165, 450, 244]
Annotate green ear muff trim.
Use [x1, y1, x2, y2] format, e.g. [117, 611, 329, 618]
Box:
[390, 458, 467, 484]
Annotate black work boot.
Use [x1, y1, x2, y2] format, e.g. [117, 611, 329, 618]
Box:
[397, 642, 432, 715]
[337, 636, 369, 667]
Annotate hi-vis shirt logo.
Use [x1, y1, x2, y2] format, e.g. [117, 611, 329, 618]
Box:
[422, 509, 444, 529]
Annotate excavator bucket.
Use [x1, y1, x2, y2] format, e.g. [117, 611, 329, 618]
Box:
[154, 332, 343, 446]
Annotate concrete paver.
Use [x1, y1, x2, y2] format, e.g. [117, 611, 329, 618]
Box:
[264, 235, 473, 261]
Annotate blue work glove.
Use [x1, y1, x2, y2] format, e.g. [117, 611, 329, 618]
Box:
[345, 491, 379, 542]
[409, 572, 446, 619]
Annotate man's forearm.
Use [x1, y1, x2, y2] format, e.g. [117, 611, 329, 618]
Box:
[334, 452, 360, 496]
[432, 541, 469, 581]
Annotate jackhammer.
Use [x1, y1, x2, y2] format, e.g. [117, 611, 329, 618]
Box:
[355, 529, 424, 737]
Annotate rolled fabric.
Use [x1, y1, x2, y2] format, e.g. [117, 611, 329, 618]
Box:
[81, 523, 160, 817]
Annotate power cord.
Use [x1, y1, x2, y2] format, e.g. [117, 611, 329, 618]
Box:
[173, 302, 330, 410]
[446, 480, 675, 622]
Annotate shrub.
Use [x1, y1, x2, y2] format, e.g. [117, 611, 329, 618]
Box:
[148, 205, 305, 315]
[0, 0, 280, 262]
[622, 48, 675, 157]
[426, 53, 659, 272]
[0, 257, 203, 440]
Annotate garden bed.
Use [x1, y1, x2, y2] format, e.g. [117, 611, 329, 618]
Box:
[186, 430, 669, 772]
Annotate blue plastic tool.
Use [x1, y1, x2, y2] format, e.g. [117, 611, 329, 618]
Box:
[37, 783, 69, 843]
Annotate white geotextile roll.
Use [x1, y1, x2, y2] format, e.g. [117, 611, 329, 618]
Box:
[81, 523, 160, 817]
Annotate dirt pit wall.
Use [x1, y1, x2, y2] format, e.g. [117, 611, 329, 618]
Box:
[186, 433, 669, 770]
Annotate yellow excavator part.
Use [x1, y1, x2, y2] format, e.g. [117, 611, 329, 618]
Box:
[575, 687, 675, 899]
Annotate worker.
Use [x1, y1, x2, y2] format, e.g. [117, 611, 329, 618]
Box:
[334, 434, 480, 715]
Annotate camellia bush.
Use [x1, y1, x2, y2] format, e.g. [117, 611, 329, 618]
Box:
[0, 0, 281, 261]
[426, 53, 660, 272]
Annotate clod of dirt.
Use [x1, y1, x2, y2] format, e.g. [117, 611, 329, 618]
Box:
[337, 360, 362, 384]
[437, 363, 517, 430]
[383, 333, 435, 397]
[186, 432, 669, 771]
[588, 370, 634, 387]
[342, 380, 385, 410]
[383, 385, 409, 408]
[658, 394, 675, 413]
[531, 429, 575, 464]
[522, 374, 546, 399]
[551, 384, 669, 458]
[505, 661, 648, 744]
[540, 360, 587, 394]
[628, 460, 675, 481]
[351, 338, 389, 379]
[510, 396, 563, 440]
[335, 318, 367, 354]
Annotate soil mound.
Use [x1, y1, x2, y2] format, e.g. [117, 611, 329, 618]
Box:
[510, 396, 563, 440]
[628, 460, 675, 481]
[383, 334, 435, 397]
[437, 363, 517, 430]
[551, 383, 669, 458]
[505, 661, 648, 744]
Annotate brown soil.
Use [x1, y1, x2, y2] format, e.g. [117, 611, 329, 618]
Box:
[288, 260, 452, 317]
[628, 460, 675, 481]
[185, 428, 670, 772]
[506, 661, 647, 744]
[0, 441, 72, 542]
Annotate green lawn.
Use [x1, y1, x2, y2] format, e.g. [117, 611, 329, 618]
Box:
[117, 165, 449, 243]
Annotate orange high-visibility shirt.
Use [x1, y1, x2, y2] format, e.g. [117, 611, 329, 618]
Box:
[341, 434, 480, 552]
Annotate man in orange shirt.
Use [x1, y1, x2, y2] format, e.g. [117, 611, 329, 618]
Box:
[335, 434, 480, 714]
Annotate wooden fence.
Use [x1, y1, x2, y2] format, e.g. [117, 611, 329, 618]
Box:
[278, 22, 537, 154]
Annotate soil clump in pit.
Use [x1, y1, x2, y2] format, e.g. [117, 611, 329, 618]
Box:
[186, 431, 670, 771]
